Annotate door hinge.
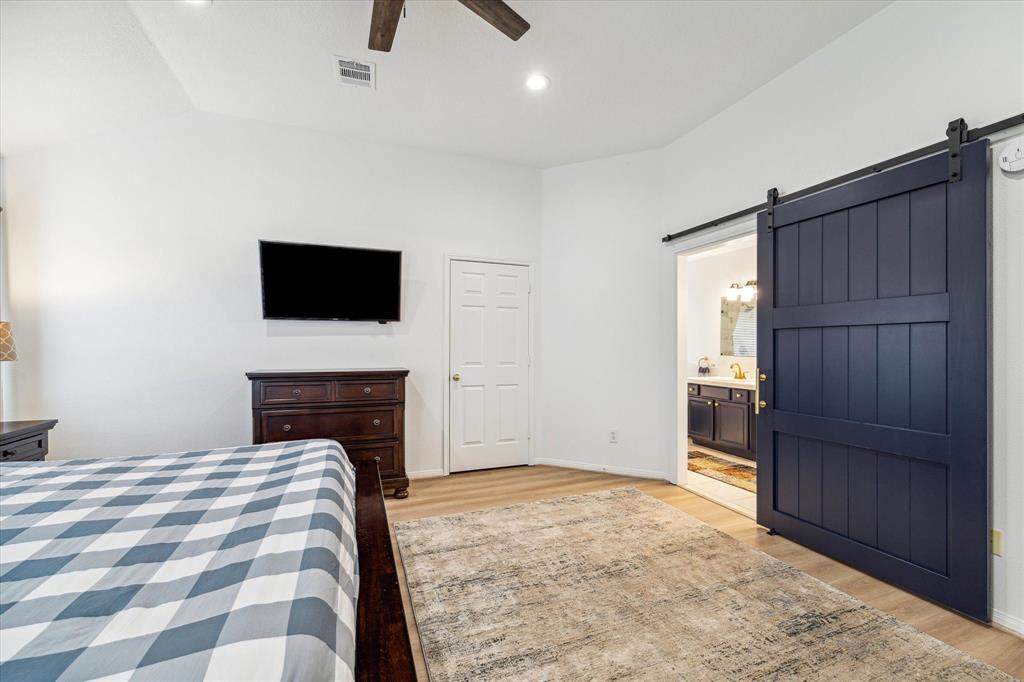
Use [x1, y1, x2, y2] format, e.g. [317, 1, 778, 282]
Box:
[765, 187, 779, 231]
[947, 117, 968, 183]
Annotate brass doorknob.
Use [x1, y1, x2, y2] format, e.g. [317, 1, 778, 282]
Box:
[452, 373, 461, 382]
[759, 373, 767, 382]
[759, 400, 767, 409]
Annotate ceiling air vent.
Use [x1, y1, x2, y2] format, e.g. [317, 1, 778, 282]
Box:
[334, 56, 375, 89]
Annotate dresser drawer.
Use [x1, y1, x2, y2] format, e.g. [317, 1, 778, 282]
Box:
[1, 433, 47, 462]
[335, 380, 398, 402]
[342, 443, 398, 475]
[729, 389, 750, 402]
[260, 382, 332, 405]
[687, 384, 700, 395]
[262, 407, 397, 443]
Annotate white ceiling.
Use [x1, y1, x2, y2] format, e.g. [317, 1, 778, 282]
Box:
[1, 0, 889, 167]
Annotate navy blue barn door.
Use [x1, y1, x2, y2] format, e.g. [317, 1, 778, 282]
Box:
[756, 141, 990, 620]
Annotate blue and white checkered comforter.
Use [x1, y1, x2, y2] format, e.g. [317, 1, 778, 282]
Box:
[0, 439, 358, 682]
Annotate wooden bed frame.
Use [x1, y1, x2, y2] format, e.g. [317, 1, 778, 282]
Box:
[353, 459, 417, 681]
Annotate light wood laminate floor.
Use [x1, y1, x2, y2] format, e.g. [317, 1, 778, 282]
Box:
[385, 465, 1024, 679]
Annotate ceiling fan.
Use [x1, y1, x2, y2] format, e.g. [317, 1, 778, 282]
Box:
[369, 0, 530, 52]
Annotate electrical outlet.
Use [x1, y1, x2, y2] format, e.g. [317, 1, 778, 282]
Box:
[992, 529, 1004, 556]
[609, 429, 619, 444]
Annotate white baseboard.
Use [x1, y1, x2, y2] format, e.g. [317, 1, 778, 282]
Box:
[408, 468, 445, 480]
[993, 608, 1024, 637]
[533, 457, 667, 481]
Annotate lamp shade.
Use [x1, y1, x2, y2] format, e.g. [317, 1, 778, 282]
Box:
[0, 321, 17, 361]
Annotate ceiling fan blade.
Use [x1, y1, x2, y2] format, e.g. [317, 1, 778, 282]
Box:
[368, 0, 405, 52]
[456, 0, 530, 41]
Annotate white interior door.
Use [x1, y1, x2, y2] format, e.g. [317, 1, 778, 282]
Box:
[449, 260, 530, 472]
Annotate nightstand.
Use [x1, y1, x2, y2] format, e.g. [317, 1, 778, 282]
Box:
[0, 420, 58, 462]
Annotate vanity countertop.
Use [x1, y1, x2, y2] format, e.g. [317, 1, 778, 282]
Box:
[687, 375, 756, 390]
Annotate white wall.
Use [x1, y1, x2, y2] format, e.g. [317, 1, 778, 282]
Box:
[538, 149, 672, 479]
[539, 0, 1023, 630]
[1, 111, 541, 476]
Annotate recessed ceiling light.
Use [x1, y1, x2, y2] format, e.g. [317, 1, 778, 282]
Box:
[525, 73, 550, 92]
[182, 0, 212, 5]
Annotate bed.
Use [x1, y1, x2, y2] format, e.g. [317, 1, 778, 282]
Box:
[0, 439, 415, 682]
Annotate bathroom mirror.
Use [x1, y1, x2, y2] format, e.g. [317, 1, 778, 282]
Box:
[720, 298, 757, 357]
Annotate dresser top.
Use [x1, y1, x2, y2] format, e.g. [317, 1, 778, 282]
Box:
[246, 369, 409, 380]
[0, 420, 58, 441]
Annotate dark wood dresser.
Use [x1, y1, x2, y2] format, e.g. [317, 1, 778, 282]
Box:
[247, 369, 410, 498]
[1, 420, 58, 462]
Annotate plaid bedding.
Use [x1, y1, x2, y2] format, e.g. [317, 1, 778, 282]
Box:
[0, 439, 358, 682]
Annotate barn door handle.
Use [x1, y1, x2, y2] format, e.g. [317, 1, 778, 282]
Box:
[756, 368, 766, 414]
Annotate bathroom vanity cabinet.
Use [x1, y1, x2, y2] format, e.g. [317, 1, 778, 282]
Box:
[686, 381, 756, 460]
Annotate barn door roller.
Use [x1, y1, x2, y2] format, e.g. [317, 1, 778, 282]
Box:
[765, 187, 779, 231]
[947, 118, 968, 182]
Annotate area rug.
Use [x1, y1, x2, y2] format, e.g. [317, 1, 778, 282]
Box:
[688, 449, 757, 492]
[394, 488, 1010, 681]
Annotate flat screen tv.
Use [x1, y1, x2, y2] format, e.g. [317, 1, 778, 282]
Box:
[259, 240, 402, 322]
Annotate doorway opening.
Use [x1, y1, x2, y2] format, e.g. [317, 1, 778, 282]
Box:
[676, 231, 757, 518]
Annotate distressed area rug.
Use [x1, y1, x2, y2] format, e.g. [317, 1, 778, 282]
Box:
[688, 450, 757, 492]
[395, 488, 1010, 682]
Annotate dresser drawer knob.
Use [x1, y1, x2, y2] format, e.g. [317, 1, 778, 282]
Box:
[292, 388, 302, 396]
[372, 418, 382, 427]
[282, 424, 292, 432]
[363, 387, 372, 394]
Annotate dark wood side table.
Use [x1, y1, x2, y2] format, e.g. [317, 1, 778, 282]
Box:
[0, 420, 58, 462]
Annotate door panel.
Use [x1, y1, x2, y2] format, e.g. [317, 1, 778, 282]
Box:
[450, 260, 530, 472]
[687, 397, 714, 440]
[714, 401, 747, 449]
[757, 141, 989, 621]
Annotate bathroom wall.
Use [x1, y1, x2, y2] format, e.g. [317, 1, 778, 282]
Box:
[685, 238, 757, 377]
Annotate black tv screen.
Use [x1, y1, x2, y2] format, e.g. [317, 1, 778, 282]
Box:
[259, 240, 401, 321]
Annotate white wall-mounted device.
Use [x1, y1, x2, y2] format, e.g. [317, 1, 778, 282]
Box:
[997, 137, 1024, 173]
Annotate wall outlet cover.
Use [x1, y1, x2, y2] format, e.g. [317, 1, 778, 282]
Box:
[992, 529, 1004, 556]
[609, 429, 619, 444]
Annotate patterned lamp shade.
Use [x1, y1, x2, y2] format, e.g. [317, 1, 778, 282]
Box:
[0, 321, 17, 361]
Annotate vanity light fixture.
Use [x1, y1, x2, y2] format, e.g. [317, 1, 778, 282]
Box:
[725, 281, 758, 301]
[740, 280, 758, 302]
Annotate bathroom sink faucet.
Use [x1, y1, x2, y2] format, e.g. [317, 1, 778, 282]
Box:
[730, 363, 747, 380]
